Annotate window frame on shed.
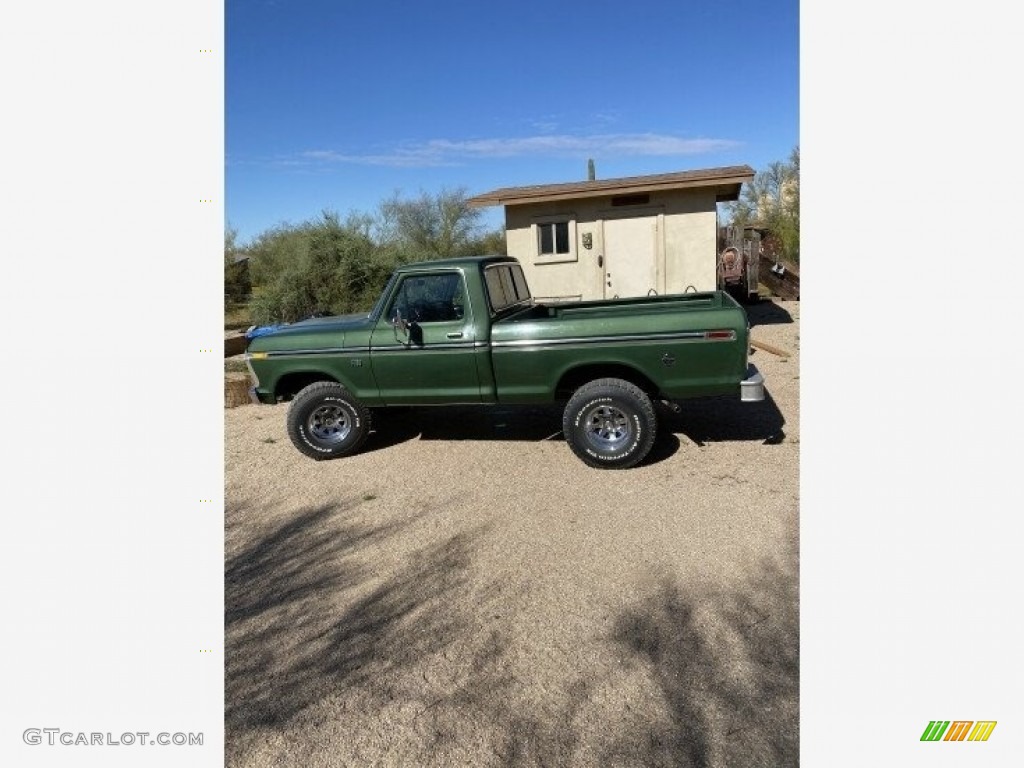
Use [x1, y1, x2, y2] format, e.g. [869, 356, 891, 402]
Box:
[531, 214, 577, 264]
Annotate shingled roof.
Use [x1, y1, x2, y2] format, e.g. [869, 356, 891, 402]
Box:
[467, 165, 755, 207]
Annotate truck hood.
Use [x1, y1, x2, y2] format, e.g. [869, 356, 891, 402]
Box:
[246, 312, 374, 353]
[281, 312, 372, 333]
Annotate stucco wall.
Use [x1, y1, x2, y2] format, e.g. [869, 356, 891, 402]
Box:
[661, 191, 718, 294]
[503, 190, 720, 301]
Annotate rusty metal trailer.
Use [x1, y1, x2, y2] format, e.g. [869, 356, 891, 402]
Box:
[716, 226, 760, 303]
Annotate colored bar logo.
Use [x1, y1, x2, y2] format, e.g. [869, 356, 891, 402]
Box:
[921, 721, 997, 742]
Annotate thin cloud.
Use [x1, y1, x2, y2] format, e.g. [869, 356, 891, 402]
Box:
[296, 147, 457, 168]
[297, 132, 739, 168]
[530, 120, 560, 133]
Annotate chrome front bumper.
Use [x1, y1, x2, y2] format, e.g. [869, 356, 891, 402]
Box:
[740, 365, 765, 402]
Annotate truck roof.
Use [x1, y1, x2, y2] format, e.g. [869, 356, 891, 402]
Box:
[400, 254, 518, 270]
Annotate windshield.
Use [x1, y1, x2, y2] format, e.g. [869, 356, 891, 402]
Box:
[368, 272, 399, 321]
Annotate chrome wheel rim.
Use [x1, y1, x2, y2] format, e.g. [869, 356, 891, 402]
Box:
[582, 404, 632, 452]
[307, 404, 351, 443]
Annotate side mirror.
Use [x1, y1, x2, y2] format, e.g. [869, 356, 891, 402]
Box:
[391, 310, 422, 346]
[392, 310, 409, 343]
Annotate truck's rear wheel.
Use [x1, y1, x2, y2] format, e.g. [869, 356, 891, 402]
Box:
[286, 382, 371, 460]
[562, 378, 657, 469]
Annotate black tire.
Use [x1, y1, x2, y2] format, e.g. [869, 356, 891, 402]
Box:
[562, 378, 657, 469]
[286, 382, 371, 460]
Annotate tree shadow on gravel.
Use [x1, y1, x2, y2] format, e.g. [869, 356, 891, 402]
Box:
[421, 553, 800, 768]
[225, 501, 797, 767]
[607, 553, 799, 767]
[225, 498, 596, 767]
[225, 500, 486, 741]
[394, 628, 598, 768]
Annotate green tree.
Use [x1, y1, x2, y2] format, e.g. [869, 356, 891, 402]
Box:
[248, 211, 397, 324]
[247, 220, 314, 288]
[238, 190, 507, 325]
[728, 147, 800, 263]
[378, 187, 483, 259]
[223, 226, 251, 305]
[471, 227, 507, 256]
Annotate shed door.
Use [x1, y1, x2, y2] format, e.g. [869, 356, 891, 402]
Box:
[602, 216, 658, 299]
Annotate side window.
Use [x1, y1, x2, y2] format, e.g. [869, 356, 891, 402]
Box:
[538, 221, 570, 255]
[389, 272, 465, 323]
[532, 216, 577, 263]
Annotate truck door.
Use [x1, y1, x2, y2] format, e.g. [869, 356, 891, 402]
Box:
[368, 270, 483, 404]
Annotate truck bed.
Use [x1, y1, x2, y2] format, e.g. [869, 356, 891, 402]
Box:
[492, 291, 745, 345]
[488, 290, 750, 403]
[502, 291, 728, 324]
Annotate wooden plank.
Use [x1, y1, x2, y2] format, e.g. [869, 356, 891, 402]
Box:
[751, 339, 792, 358]
[225, 333, 248, 357]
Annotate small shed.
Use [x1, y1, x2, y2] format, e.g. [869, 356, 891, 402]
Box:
[468, 165, 754, 302]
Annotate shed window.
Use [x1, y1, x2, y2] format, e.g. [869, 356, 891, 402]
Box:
[538, 221, 570, 255]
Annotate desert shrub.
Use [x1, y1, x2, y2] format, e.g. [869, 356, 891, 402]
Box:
[248, 212, 408, 324]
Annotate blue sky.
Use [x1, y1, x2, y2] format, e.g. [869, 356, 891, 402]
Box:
[227, 0, 798, 244]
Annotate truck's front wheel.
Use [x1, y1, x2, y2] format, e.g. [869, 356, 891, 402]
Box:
[562, 378, 657, 469]
[287, 382, 371, 460]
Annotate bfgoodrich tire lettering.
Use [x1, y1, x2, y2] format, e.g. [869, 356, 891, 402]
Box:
[562, 378, 657, 469]
[286, 382, 371, 460]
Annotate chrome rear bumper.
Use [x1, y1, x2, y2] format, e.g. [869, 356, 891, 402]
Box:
[741, 365, 765, 402]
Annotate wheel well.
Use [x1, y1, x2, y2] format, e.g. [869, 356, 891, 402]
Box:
[274, 372, 339, 401]
[555, 364, 658, 401]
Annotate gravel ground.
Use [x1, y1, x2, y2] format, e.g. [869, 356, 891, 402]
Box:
[225, 299, 800, 768]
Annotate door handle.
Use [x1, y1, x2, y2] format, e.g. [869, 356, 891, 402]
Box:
[446, 332, 463, 339]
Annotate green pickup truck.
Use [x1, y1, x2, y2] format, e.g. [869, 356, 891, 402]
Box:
[245, 255, 764, 469]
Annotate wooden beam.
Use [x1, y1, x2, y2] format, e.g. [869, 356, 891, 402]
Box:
[751, 339, 792, 358]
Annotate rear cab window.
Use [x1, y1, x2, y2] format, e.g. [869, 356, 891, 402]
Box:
[484, 263, 531, 315]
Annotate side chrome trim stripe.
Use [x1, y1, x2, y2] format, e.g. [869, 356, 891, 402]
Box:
[262, 340, 488, 358]
[257, 333, 729, 357]
[372, 343, 480, 353]
[490, 330, 734, 349]
[264, 346, 358, 357]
